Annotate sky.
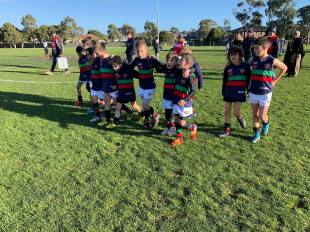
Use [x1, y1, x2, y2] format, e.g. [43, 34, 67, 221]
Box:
[0, 0, 308, 33]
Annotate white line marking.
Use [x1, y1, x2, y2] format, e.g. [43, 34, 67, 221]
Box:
[0, 79, 76, 84]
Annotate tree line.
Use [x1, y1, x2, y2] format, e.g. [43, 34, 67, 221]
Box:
[0, 1, 309, 48]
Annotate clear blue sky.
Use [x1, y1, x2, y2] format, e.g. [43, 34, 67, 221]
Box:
[0, 0, 308, 33]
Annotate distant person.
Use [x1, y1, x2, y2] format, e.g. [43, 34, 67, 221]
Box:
[172, 34, 187, 56]
[266, 27, 280, 58]
[43, 41, 48, 56]
[242, 29, 255, 62]
[153, 38, 161, 60]
[75, 44, 91, 107]
[228, 34, 243, 60]
[45, 32, 70, 75]
[125, 30, 137, 64]
[284, 31, 305, 77]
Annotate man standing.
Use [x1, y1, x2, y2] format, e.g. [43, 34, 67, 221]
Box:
[43, 41, 48, 57]
[125, 30, 137, 64]
[284, 31, 304, 77]
[45, 32, 70, 75]
[266, 27, 280, 58]
[242, 29, 255, 62]
[153, 38, 161, 60]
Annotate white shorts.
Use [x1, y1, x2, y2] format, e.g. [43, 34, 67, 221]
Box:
[138, 87, 155, 103]
[106, 91, 119, 100]
[172, 101, 193, 118]
[90, 90, 105, 99]
[248, 92, 272, 107]
[162, 99, 173, 109]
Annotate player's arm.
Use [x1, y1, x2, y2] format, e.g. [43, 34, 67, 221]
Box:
[272, 58, 287, 87]
[222, 67, 228, 96]
[193, 62, 203, 90]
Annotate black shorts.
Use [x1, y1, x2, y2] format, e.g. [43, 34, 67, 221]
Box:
[117, 92, 136, 104]
[223, 96, 246, 102]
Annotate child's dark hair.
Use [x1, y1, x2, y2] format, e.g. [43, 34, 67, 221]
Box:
[229, 46, 244, 59]
[96, 41, 107, 50]
[76, 45, 84, 54]
[110, 55, 123, 65]
[254, 37, 269, 46]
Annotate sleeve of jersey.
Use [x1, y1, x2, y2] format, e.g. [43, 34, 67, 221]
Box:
[194, 63, 204, 90]
[129, 58, 138, 69]
[184, 76, 196, 102]
[153, 58, 164, 73]
[222, 68, 228, 96]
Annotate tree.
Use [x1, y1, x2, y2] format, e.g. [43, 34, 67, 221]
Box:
[198, 19, 217, 40]
[119, 24, 135, 36]
[107, 24, 122, 46]
[297, 5, 310, 44]
[223, 19, 231, 36]
[170, 27, 180, 38]
[21, 14, 37, 45]
[36, 25, 53, 43]
[1, 23, 23, 48]
[144, 21, 157, 44]
[233, 0, 265, 37]
[159, 31, 175, 46]
[87, 29, 108, 40]
[59, 16, 84, 43]
[265, 0, 296, 37]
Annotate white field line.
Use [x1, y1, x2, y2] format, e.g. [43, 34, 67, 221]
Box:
[0, 79, 76, 84]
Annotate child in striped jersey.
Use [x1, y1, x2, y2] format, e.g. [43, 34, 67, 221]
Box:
[170, 54, 197, 146]
[130, 41, 163, 129]
[219, 46, 250, 138]
[110, 55, 142, 126]
[161, 52, 179, 136]
[248, 37, 287, 143]
[75, 45, 91, 107]
[89, 42, 107, 123]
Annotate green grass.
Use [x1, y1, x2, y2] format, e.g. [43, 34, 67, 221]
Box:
[0, 46, 309, 231]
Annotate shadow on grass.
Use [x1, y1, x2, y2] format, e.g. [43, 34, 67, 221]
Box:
[0, 63, 47, 70]
[0, 91, 171, 141]
[196, 122, 250, 141]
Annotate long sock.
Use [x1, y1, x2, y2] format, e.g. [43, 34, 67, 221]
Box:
[184, 121, 191, 130]
[114, 117, 120, 125]
[149, 106, 155, 118]
[224, 123, 231, 131]
[262, 120, 269, 126]
[176, 123, 183, 137]
[78, 95, 83, 102]
[105, 110, 111, 123]
[121, 104, 131, 113]
[93, 103, 100, 117]
[139, 111, 145, 117]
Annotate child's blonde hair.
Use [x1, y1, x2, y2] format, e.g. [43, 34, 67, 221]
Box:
[181, 54, 195, 67]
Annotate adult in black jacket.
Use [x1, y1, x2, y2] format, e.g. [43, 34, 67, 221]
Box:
[242, 29, 255, 62]
[125, 30, 137, 64]
[284, 31, 304, 77]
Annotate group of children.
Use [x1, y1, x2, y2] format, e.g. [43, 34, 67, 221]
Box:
[75, 39, 203, 146]
[221, 37, 287, 143]
[74, 36, 287, 145]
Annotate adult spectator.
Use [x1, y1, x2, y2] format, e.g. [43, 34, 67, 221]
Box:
[284, 31, 304, 77]
[153, 38, 161, 60]
[242, 29, 255, 62]
[266, 27, 280, 58]
[45, 32, 70, 75]
[43, 41, 48, 57]
[125, 30, 137, 64]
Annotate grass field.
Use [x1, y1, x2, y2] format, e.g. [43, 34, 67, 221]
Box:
[0, 46, 309, 231]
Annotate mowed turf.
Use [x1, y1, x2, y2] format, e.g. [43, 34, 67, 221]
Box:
[0, 46, 309, 231]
